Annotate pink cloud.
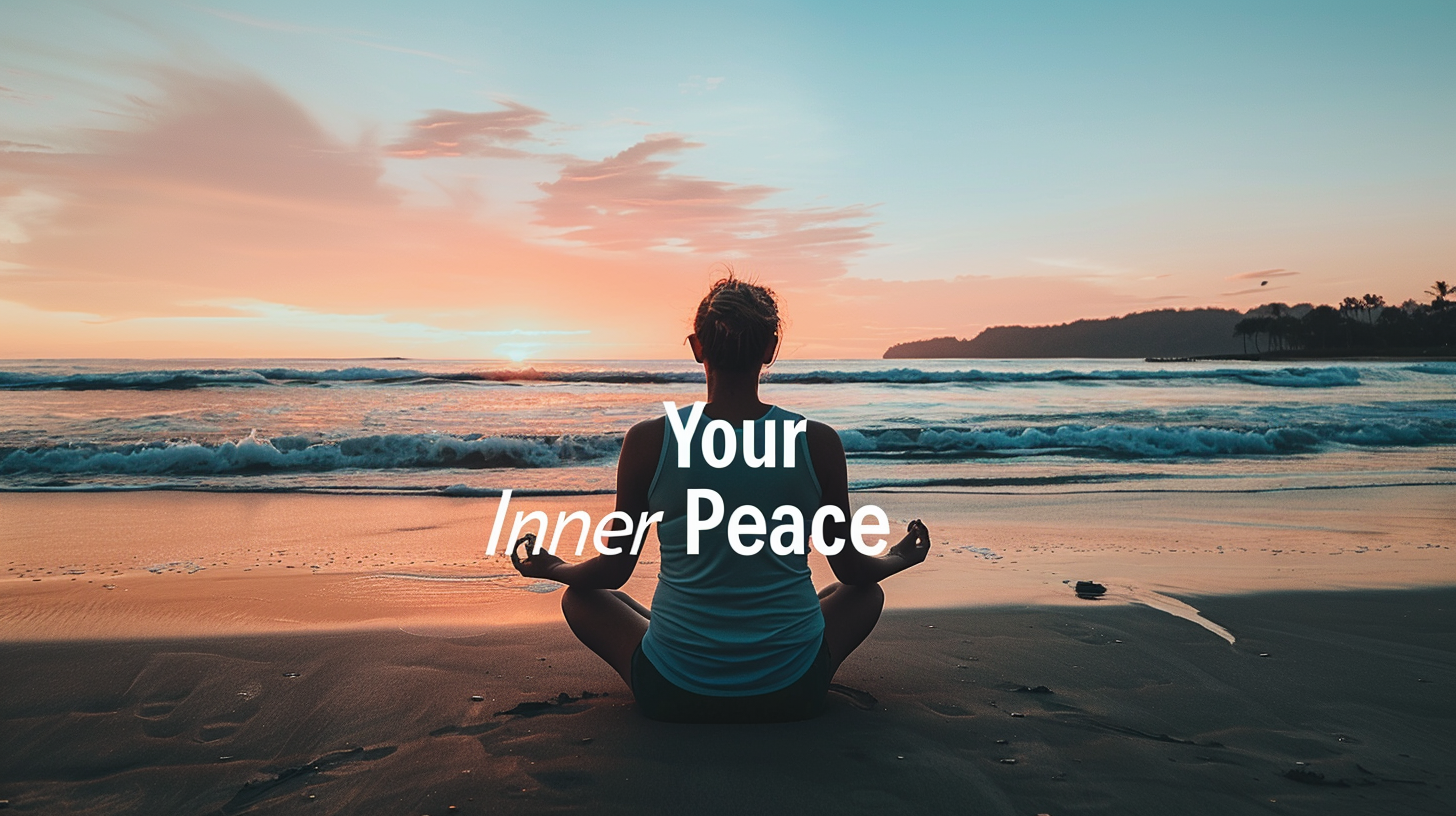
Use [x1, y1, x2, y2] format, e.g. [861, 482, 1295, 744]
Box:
[82, 68, 389, 203]
[534, 135, 874, 277]
[0, 66, 1135, 358]
[0, 70, 702, 335]
[385, 101, 549, 158]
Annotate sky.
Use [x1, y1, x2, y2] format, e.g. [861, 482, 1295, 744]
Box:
[1, 1, 1452, 359]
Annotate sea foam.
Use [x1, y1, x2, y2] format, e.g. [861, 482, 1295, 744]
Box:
[0, 431, 621, 476]
[837, 418, 1456, 458]
[0, 364, 1370, 390]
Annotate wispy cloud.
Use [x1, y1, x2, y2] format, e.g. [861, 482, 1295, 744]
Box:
[1028, 257, 1132, 276]
[202, 300, 590, 341]
[679, 75, 725, 95]
[0, 84, 47, 104]
[1226, 267, 1297, 281]
[0, 65, 904, 356]
[386, 102, 549, 159]
[192, 5, 469, 66]
[0, 68, 393, 205]
[338, 39, 468, 66]
[0, 68, 704, 348]
[190, 6, 334, 34]
[0, 139, 53, 151]
[1221, 285, 1288, 297]
[534, 134, 874, 275]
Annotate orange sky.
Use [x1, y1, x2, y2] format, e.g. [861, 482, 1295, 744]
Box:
[0, 70, 1136, 359]
[3, 4, 1452, 360]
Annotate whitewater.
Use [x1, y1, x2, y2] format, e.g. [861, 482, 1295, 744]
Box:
[1, 358, 1452, 496]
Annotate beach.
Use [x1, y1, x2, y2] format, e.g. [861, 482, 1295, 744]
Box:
[2, 487, 1454, 814]
[2, 358, 1453, 812]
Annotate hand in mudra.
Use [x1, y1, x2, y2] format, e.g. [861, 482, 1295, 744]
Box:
[890, 519, 931, 567]
[510, 533, 565, 580]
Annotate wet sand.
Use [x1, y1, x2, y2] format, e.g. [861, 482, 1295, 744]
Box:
[1, 488, 1453, 813]
[2, 487, 1452, 639]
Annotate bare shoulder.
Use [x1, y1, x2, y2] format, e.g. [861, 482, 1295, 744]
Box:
[803, 419, 848, 501]
[625, 416, 666, 442]
[804, 419, 844, 452]
[617, 417, 666, 501]
[804, 420, 845, 472]
[622, 416, 666, 457]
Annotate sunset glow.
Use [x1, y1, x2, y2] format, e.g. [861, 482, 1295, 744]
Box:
[2, 1, 1452, 359]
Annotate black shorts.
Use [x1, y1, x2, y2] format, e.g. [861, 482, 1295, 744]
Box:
[630, 638, 832, 724]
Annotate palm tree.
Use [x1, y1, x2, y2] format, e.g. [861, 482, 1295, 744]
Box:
[1339, 297, 1362, 346]
[1428, 280, 1451, 310]
[1301, 305, 1342, 350]
[1234, 318, 1255, 353]
[1267, 303, 1287, 350]
[1276, 314, 1302, 351]
[1234, 317, 1268, 353]
[1361, 294, 1385, 325]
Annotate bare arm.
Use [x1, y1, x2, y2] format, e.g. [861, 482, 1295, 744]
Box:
[806, 420, 931, 586]
[510, 417, 663, 589]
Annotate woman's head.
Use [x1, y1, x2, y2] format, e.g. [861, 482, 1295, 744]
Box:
[691, 277, 781, 372]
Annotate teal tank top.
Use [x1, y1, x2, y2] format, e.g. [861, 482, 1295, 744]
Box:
[640, 404, 826, 696]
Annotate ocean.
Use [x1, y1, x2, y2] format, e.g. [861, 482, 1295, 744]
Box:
[2, 358, 1453, 498]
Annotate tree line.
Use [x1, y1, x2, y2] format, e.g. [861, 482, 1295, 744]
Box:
[1232, 281, 1454, 354]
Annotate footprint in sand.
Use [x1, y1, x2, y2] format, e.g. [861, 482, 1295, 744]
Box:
[429, 722, 504, 738]
[494, 691, 609, 718]
[217, 745, 398, 814]
[924, 701, 974, 717]
[136, 696, 196, 738]
[827, 683, 878, 711]
[198, 721, 246, 742]
[137, 700, 180, 719]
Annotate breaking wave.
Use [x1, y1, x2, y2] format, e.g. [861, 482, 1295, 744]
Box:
[3, 413, 1452, 482]
[0, 431, 622, 476]
[0, 364, 1378, 390]
[838, 418, 1456, 459]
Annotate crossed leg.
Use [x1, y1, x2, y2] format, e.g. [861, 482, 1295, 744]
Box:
[560, 588, 649, 687]
[816, 581, 884, 673]
[561, 582, 884, 688]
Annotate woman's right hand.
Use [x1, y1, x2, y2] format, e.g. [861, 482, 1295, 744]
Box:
[510, 533, 566, 580]
[889, 519, 931, 568]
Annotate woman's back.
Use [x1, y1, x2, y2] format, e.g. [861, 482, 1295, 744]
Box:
[641, 403, 826, 696]
[508, 275, 929, 722]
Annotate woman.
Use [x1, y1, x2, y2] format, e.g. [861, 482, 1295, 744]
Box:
[511, 278, 931, 722]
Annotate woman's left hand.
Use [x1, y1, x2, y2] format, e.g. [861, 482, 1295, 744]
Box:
[510, 533, 566, 580]
[889, 519, 931, 567]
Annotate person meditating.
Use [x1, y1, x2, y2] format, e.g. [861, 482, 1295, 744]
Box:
[511, 278, 931, 722]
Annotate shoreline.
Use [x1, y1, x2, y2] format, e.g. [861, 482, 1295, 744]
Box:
[1146, 353, 1456, 363]
[4, 477, 1455, 498]
[4, 486, 1453, 642]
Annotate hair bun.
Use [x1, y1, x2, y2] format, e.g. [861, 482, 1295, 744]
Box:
[693, 277, 781, 372]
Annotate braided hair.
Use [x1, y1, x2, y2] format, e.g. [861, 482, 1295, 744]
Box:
[692, 278, 782, 372]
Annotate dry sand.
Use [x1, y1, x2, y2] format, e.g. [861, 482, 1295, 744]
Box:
[1, 488, 1453, 814]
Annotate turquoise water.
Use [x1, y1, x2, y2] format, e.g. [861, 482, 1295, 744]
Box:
[1, 358, 1453, 496]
